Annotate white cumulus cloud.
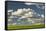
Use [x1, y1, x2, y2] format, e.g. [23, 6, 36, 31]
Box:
[24, 3, 36, 5]
[12, 8, 32, 16]
[41, 14, 44, 18]
[12, 9, 24, 16]
[8, 10, 13, 12]
[12, 8, 39, 18]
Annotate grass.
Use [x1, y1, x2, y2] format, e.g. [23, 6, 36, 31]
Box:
[7, 23, 45, 30]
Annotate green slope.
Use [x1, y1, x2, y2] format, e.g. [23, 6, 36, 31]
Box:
[7, 23, 45, 30]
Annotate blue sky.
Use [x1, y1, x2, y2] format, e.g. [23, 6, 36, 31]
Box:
[7, 2, 45, 15]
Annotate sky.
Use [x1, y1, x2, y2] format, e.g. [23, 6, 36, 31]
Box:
[7, 1, 45, 15]
[7, 1, 45, 24]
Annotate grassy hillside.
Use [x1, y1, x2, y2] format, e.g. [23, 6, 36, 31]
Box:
[7, 23, 45, 30]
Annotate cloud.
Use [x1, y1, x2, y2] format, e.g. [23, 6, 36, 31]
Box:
[27, 18, 32, 21]
[41, 6, 45, 10]
[20, 12, 33, 18]
[25, 3, 45, 10]
[37, 14, 40, 16]
[12, 8, 39, 18]
[24, 3, 36, 5]
[24, 3, 42, 5]
[36, 4, 45, 10]
[12, 9, 24, 16]
[23, 8, 31, 12]
[8, 10, 13, 12]
[36, 5, 40, 8]
[8, 19, 12, 21]
[12, 8, 32, 16]
[12, 23, 17, 25]
[24, 12, 33, 17]
[41, 14, 44, 18]
[24, 13, 29, 16]
[20, 16, 26, 18]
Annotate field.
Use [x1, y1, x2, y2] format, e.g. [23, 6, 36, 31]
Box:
[7, 23, 45, 30]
